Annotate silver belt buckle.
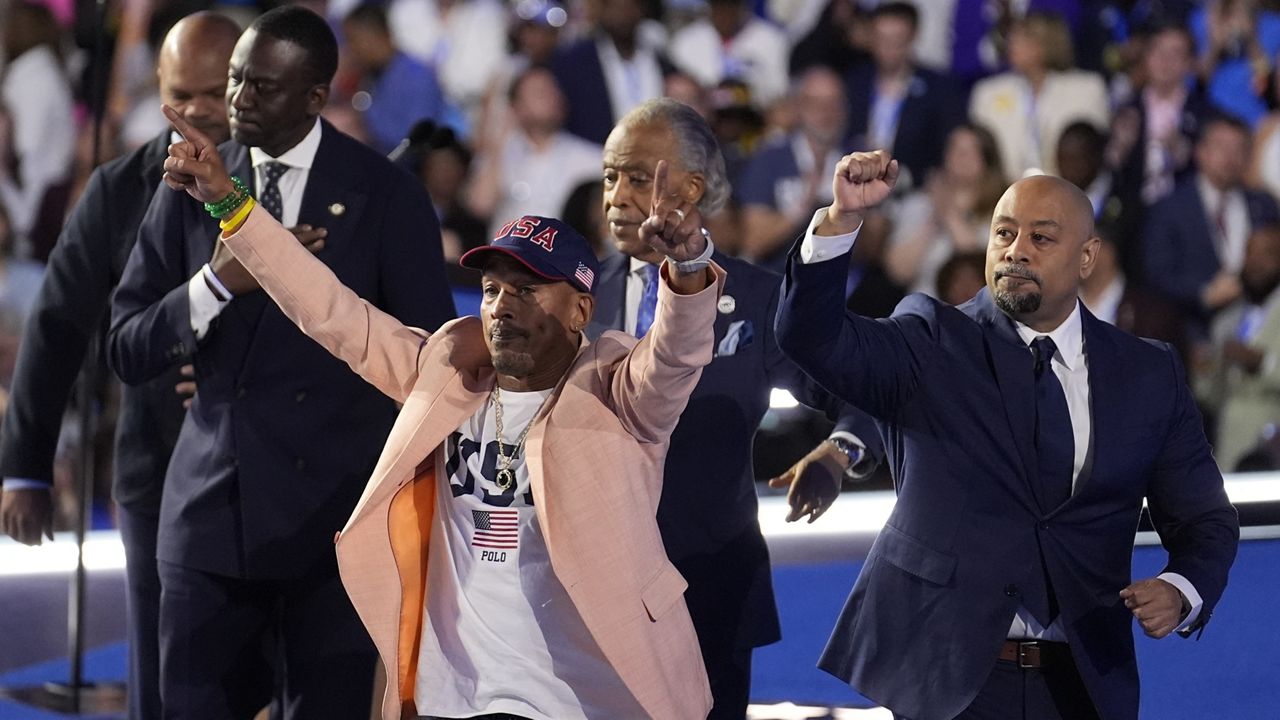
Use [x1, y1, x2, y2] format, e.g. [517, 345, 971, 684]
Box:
[1017, 641, 1039, 669]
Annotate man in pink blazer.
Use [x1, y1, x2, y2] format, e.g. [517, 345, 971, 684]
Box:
[160, 105, 721, 719]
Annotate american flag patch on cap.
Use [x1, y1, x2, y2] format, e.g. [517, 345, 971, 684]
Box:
[574, 262, 595, 290]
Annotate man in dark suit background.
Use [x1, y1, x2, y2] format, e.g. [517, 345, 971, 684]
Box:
[108, 7, 455, 718]
[589, 98, 881, 719]
[1143, 115, 1280, 325]
[775, 152, 1238, 720]
[0, 13, 241, 720]
[551, 0, 668, 145]
[844, 2, 963, 191]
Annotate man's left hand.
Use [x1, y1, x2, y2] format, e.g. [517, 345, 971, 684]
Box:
[1120, 577, 1186, 639]
[639, 160, 706, 264]
[767, 441, 846, 523]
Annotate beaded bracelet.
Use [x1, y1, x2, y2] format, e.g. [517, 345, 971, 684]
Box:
[204, 176, 251, 219]
[219, 196, 256, 232]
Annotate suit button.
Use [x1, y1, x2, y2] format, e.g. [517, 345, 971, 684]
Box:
[236, 387, 246, 399]
[296, 457, 306, 471]
[1039, 522, 1050, 530]
[295, 390, 306, 403]
[1004, 584, 1019, 597]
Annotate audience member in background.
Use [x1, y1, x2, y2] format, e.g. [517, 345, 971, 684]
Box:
[469, 67, 602, 237]
[0, 15, 248, 720]
[1144, 116, 1280, 323]
[933, 250, 986, 306]
[844, 217, 906, 318]
[788, 0, 870, 78]
[1190, 0, 1280, 126]
[386, 0, 507, 127]
[1247, 62, 1280, 202]
[738, 67, 847, 272]
[670, 0, 789, 109]
[884, 123, 1005, 297]
[107, 9, 456, 717]
[706, 79, 765, 193]
[560, 179, 612, 260]
[1195, 223, 1280, 471]
[1109, 24, 1212, 208]
[1057, 121, 1143, 278]
[590, 98, 881, 719]
[552, 0, 668, 144]
[1080, 226, 1187, 362]
[474, 0, 567, 152]
[845, 2, 962, 191]
[0, 0, 76, 261]
[969, 12, 1109, 180]
[342, 3, 446, 155]
[409, 124, 487, 262]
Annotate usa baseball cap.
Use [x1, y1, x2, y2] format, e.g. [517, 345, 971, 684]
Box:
[460, 215, 599, 294]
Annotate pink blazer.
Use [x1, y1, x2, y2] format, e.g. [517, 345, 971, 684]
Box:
[223, 207, 719, 719]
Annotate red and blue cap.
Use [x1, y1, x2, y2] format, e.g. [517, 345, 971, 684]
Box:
[460, 215, 599, 294]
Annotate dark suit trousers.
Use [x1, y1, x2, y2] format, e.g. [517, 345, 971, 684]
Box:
[157, 560, 375, 720]
[893, 653, 1101, 720]
[118, 506, 161, 720]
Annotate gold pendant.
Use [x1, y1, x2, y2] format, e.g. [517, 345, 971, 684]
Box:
[496, 468, 517, 492]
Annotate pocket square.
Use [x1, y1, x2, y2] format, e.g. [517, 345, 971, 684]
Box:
[717, 320, 754, 357]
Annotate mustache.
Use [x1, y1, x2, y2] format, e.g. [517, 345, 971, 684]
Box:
[489, 322, 528, 340]
[993, 263, 1042, 286]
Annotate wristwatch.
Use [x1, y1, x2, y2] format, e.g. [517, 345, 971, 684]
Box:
[827, 436, 872, 480]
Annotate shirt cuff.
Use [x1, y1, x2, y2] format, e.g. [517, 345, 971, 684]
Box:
[3, 477, 51, 491]
[799, 208, 862, 264]
[828, 431, 874, 478]
[187, 265, 232, 340]
[1158, 572, 1204, 632]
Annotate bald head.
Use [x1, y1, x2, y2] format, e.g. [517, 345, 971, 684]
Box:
[158, 12, 241, 145]
[985, 174, 1100, 331]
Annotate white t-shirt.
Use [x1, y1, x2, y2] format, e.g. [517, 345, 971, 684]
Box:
[415, 389, 644, 719]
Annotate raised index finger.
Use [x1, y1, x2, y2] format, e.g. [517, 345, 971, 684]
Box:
[651, 160, 669, 214]
[162, 104, 210, 155]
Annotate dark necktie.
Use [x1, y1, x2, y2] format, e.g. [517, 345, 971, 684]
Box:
[1030, 336, 1073, 625]
[259, 162, 289, 221]
[635, 264, 659, 338]
[1032, 336, 1073, 511]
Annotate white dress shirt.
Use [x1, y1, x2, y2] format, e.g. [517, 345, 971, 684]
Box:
[1196, 175, 1249, 274]
[186, 120, 323, 340]
[596, 36, 665, 126]
[800, 209, 1203, 639]
[0, 45, 76, 255]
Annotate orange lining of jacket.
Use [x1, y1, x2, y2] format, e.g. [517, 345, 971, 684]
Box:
[388, 453, 437, 719]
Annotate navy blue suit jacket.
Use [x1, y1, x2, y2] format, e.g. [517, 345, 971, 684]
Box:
[0, 132, 184, 513]
[551, 37, 672, 146]
[845, 64, 963, 188]
[776, 244, 1238, 720]
[1142, 176, 1279, 314]
[108, 122, 456, 579]
[587, 251, 882, 653]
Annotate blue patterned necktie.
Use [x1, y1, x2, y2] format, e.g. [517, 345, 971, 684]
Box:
[1032, 336, 1074, 512]
[634, 263, 659, 338]
[259, 162, 289, 220]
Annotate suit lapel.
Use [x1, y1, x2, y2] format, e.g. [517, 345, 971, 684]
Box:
[964, 289, 1042, 508]
[1077, 306, 1118, 500]
[587, 253, 628, 338]
[297, 121, 364, 251]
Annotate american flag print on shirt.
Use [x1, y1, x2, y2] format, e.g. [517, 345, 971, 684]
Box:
[472, 508, 519, 549]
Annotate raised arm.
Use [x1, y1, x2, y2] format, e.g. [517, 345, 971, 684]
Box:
[606, 160, 724, 443]
[159, 105, 431, 403]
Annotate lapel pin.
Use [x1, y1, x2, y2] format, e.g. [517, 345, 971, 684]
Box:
[718, 295, 736, 314]
[328, 202, 345, 216]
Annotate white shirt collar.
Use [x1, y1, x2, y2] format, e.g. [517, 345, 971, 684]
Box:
[248, 118, 323, 171]
[1014, 301, 1084, 371]
[629, 256, 653, 275]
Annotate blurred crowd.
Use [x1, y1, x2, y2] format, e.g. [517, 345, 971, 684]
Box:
[3, 0, 1280, 519]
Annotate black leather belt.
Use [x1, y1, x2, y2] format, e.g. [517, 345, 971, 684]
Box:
[999, 640, 1073, 669]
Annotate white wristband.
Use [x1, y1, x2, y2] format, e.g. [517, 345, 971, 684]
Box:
[671, 229, 715, 274]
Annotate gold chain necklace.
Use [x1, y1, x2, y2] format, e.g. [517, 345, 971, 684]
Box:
[491, 385, 550, 492]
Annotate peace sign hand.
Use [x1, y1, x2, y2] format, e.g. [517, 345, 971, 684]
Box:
[161, 104, 235, 205]
[638, 160, 707, 266]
